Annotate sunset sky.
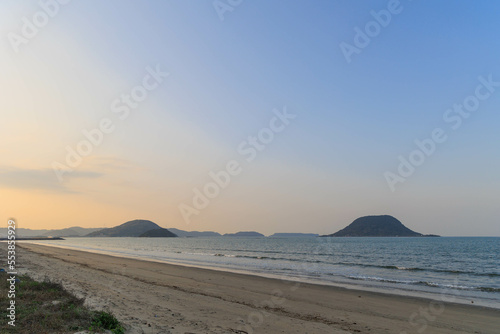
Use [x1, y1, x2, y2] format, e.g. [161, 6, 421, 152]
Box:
[1, 0, 499, 236]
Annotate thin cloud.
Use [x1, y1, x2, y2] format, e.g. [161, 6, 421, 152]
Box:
[0, 167, 102, 193]
[86, 155, 144, 172]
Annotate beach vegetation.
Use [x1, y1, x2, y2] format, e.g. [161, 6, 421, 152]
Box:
[0, 272, 125, 333]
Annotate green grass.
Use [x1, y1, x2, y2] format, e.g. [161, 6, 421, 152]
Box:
[0, 271, 125, 333]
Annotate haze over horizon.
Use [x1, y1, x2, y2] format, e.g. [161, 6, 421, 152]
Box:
[1, 1, 500, 236]
[1, 216, 485, 238]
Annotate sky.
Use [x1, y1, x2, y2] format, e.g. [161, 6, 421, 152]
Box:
[1, 0, 499, 236]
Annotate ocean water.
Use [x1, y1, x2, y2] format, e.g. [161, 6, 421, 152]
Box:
[24, 236, 500, 308]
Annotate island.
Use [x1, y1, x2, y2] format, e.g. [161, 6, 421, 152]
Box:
[168, 228, 221, 237]
[223, 231, 264, 237]
[268, 233, 319, 238]
[322, 215, 439, 237]
[85, 220, 177, 238]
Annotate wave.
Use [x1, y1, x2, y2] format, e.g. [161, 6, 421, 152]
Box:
[336, 262, 500, 278]
[172, 252, 500, 279]
[345, 275, 500, 293]
[234, 254, 321, 262]
[249, 256, 500, 278]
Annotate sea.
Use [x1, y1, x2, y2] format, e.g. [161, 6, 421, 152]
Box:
[23, 236, 500, 309]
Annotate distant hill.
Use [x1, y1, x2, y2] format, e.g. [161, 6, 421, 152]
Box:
[43, 228, 79, 237]
[85, 220, 162, 237]
[0, 237, 65, 241]
[268, 233, 319, 238]
[223, 231, 264, 237]
[0, 227, 103, 238]
[168, 228, 221, 237]
[139, 228, 177, 238]
[323, 215, 436, 237]
[43, 227, 103, 237]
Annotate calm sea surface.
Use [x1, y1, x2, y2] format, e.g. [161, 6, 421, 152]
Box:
[25, 237, 500, 308]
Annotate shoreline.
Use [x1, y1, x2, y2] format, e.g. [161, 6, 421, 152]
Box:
[18, 240, 500, 310]
[12, 243, 500, 333]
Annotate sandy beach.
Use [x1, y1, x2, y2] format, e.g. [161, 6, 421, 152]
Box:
[11, 243, 500, 334]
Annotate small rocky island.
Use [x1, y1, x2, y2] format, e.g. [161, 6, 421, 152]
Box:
[85, 220, 177, 238]
[223, 231, 264, 237]
[322, 215, 439, 237]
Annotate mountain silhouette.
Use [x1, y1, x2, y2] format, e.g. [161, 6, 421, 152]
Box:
[85, 219, 163, 237]
[323, 215, 430, 237]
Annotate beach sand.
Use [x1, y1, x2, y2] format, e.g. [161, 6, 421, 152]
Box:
[12, 243, 500, 334]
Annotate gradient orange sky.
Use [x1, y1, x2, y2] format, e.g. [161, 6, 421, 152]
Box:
[1, 1, 499, 236]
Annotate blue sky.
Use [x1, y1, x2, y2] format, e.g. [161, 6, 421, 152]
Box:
[1, 0, 499, 235]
